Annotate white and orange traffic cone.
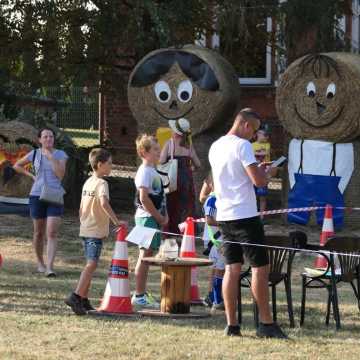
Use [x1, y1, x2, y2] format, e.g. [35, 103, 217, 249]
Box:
[98, 225, 133, 314]
[314, 204, 334, 269]
[180, 217, 202, 304]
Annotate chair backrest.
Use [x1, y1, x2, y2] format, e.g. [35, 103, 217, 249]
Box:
[264, 235, 296, 282]
[324, 236, 360, 281]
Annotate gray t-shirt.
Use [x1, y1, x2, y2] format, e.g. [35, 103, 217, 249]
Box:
[26, 149, 68, 196]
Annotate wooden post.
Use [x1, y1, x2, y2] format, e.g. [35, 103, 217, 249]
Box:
[160, 265, 191, 313]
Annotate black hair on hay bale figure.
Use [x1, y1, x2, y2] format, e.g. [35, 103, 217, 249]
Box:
[130, 51, 219, 91]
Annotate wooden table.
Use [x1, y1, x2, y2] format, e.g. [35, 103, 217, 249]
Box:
[141, 257, 212, 317]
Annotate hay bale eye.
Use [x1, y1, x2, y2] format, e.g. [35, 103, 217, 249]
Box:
[177, 80, 193, 103]
[306, 82, 316, 97]
[326, 83, 336, 99]
[154, 81, 171, 103]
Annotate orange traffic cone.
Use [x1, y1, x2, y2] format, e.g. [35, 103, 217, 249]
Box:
[98, 226, 133, 314]
[180, 217, 202, 304]
[314, 204, 334, 269]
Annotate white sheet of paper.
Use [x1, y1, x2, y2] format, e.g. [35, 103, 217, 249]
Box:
[126, 225, 158, 249]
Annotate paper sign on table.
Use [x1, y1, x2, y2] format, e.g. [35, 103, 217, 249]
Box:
[126, 225, 158, 249]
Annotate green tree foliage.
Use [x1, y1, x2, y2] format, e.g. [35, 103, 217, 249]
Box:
[280, 0, 349, 63]
[0, 0, 213, 93]
[0, 0, 351, 92]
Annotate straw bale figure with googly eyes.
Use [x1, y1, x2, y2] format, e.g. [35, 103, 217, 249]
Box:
[276, 53, 360, 228]
[128, 45, 241, 215]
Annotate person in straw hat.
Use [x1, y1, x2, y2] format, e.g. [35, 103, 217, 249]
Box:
[159, 118, 201, 234]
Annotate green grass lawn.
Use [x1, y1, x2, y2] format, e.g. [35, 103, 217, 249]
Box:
[63, 128, 100, 147]
[1, 213, 360, 359]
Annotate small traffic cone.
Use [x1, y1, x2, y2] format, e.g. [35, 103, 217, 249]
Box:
[180, 217, 202, 304]
[314, 204, 334, 269]
[98, 226, 133, 314]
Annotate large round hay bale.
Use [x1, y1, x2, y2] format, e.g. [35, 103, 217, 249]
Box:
[276, 53, 360, 143]
[0, 120, 38, 145]
[128, 44, 240, 136]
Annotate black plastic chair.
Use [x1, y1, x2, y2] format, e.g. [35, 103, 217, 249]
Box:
[300, 236, 360, 330]
[238, 234, 297, 327]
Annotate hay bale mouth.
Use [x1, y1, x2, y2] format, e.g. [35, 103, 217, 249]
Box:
[152, 105, 194, 121]
[294, 104, 343, 128]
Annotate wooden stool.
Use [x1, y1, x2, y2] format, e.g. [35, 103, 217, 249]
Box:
[141, 257, 212, 317]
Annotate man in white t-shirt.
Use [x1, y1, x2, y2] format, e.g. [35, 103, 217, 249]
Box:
[209, 108, 287, 339]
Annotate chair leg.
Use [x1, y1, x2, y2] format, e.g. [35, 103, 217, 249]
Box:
[325, 288, 331, 326]
[300, 275, 306, 326]
[285, 277, 295, 328]
[272, 285, 277, 323]
[357, 270, 360, 312]
[238, 282, 242, 325]
[357, 268, 360, 311]
[330, 257, 341, 330]
[349, 281, 360, 312]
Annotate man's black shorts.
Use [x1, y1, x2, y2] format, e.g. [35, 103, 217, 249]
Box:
[218, 216, 269, 267]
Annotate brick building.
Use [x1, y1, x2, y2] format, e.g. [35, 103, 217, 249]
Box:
[99, 1, 360, 165]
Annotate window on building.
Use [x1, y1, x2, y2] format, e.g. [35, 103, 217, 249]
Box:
[216, 14, 273, 85]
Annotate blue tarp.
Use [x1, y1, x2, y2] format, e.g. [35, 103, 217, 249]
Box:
[0, 202, 29, 216]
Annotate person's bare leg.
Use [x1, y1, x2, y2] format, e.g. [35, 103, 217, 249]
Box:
[76, 260, 97, 298]
[33, 218, 46, 272]
[251, 264, 272, 324]
[222, 263, 241, 325]
[134, 248, 153, 294]
[46, 216, 61, 273]
[259, 196, 266, 219]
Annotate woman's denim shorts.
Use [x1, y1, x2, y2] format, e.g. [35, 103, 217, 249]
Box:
[82, 238, 103, 262]
[29, 196, 64, 219]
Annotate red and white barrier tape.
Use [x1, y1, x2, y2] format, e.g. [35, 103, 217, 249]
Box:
[190, 205, 360, 224]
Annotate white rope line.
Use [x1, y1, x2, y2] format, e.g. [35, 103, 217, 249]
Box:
[156, 229, 360, 259]
[221, 240, 360, 259]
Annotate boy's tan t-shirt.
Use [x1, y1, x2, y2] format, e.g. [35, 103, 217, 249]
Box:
[79, 175, 110, 238]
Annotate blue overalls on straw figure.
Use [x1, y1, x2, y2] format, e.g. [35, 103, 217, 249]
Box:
[287, 139, 353, 229]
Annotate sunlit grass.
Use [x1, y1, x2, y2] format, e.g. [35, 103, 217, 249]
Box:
[62, 128, 99, 147]
[1, 213, 360, 359]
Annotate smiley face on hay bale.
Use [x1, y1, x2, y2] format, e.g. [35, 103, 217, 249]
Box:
[128, 45, 240, 136]
[276, 53, 360, 143]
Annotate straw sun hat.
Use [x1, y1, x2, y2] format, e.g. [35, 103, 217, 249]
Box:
[168, 118, 191, 135]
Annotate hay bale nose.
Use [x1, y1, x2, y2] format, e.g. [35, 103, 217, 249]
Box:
[169, 100, 178, 110]
[316, 101, 326, 114]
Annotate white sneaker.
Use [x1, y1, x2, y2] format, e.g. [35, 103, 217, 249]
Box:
[210, 302, 225, 314]
[131, 293, 159, 309]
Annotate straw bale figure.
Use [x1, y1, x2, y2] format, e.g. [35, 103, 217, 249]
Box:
[276, 53, 360, 227]
[128, 45, 241, 210]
